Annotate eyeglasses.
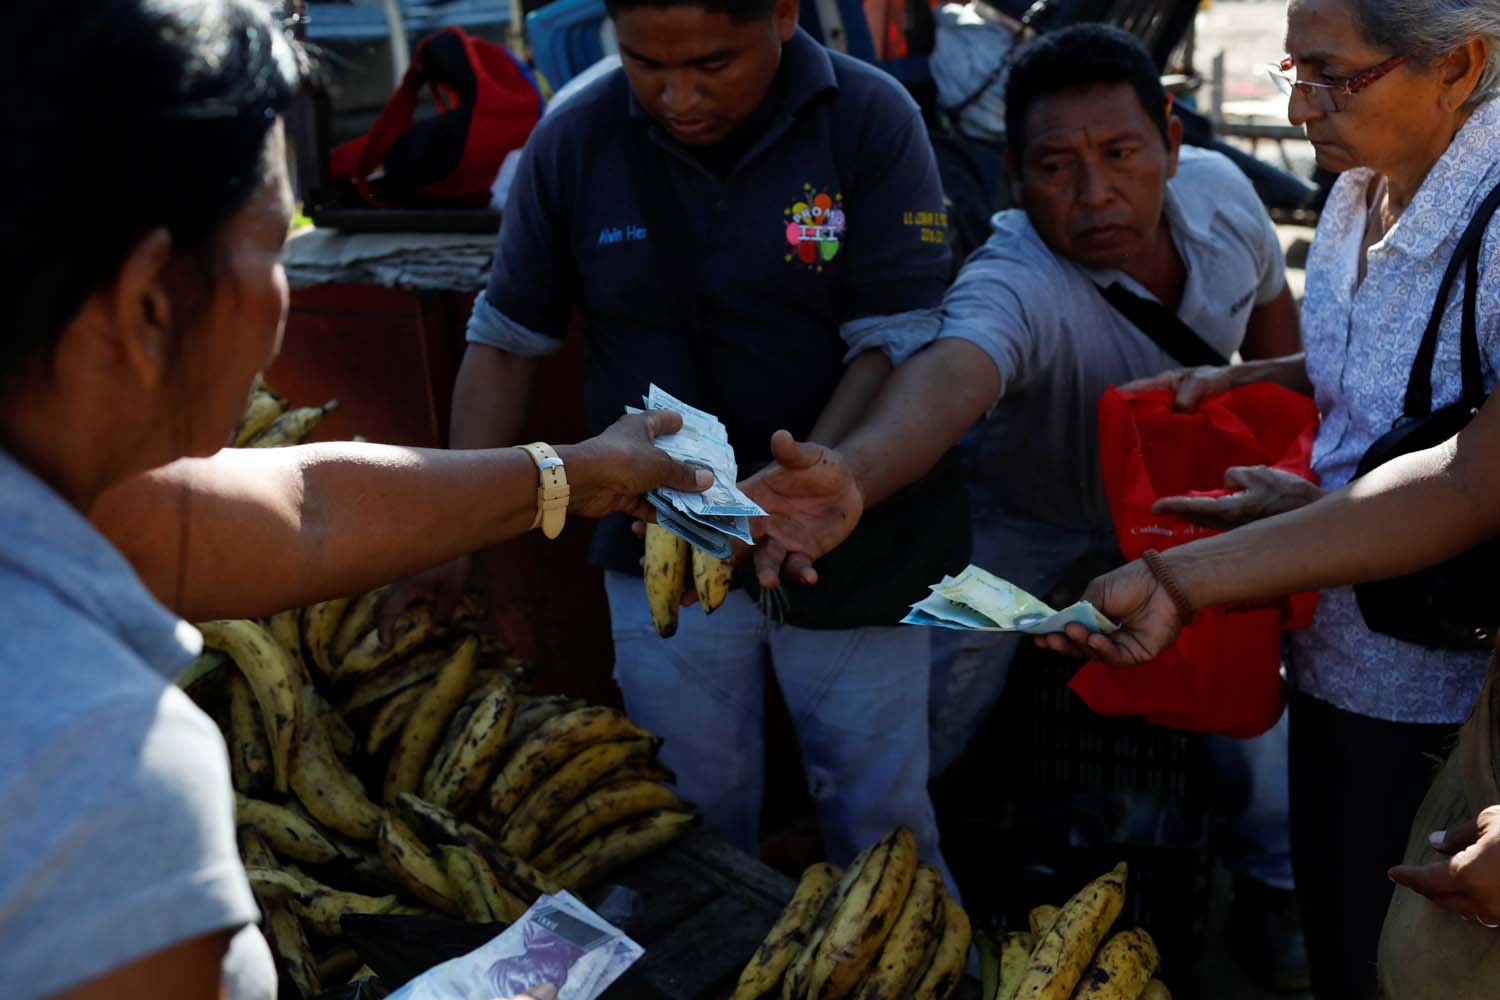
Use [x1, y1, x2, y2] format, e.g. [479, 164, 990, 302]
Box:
[1262, 53, 1408, 112]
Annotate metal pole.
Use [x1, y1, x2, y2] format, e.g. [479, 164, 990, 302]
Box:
[378, 0, 411, 81]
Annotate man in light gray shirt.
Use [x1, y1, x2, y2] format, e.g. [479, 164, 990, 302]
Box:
[733, 22, 1306, 989]
[922, 25, 1306, 990]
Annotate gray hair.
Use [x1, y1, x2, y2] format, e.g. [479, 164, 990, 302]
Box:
[1354, 0, 1500, 105]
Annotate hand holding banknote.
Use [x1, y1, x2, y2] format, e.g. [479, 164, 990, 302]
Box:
[904, 565, 1117, 635]
[1033, 558, 1184, 663]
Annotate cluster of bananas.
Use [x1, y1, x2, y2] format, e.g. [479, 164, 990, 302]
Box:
[174, 393, 700, 997]
[232, 382, 341, 448]
[643, 522, 734, 637]
[730, 827, 972, 1000]
[976, 863, 1168, 1000]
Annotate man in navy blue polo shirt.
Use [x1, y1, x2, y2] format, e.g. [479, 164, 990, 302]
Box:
[404, 0, 959, 878]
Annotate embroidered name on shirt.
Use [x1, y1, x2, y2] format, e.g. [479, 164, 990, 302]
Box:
[598, 225, 647, 246]
[902, 210, 949, 245]
[1229, 287, 1256, 316]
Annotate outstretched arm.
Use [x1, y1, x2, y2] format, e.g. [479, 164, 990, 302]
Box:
[92, 411, 708, 622]
[1040, 386, 1500, 663]
[837, 338, 999, 508]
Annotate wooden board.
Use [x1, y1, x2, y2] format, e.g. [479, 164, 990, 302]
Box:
[586, 829, 980, 1000]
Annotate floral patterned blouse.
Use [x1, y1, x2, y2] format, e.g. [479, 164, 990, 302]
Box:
[1287, 99, 1500, 724]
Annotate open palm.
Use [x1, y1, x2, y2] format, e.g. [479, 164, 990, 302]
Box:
[739, 431, 864, 589]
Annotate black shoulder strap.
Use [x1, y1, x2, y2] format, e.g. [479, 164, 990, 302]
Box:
[1403, 179, 1500, 417]
[1097, 281, 1232, 368]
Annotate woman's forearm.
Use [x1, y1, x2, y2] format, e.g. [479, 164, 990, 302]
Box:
[808, 350, 893, 446]
[1166, 420, 1500, 608]
[1229, 352, 1314, 395]
[93, 443, 550, 621]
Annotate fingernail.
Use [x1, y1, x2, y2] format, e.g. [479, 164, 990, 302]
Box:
[1429, 830, 1447, 849]
[695, 469, 713, 488]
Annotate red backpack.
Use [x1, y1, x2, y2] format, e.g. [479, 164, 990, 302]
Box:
[328, 27, 542, 207]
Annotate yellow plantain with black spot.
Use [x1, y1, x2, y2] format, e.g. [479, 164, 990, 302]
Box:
[498, 738, 660, 859]
[1012, 863, 1127, 1000]
[289, 685, 383, 841]
[1071, 927, 1159, 1000]
[383, 636, 477, 802]
[731, 862, 842, 1000]
[851, 862, 946, 1000]
[805, 826, 919, 1000]
[480, 705, 654, 829]
[377, 813, 460, 916]
[530, 779, 687, 872]
[197, 618, 300, 794]
[907, 892, 970, 1000]
[644, 523, 689, 637]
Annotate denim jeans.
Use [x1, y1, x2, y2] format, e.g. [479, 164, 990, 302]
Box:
[604, 571, 955, 893]
[927, 510, 1295, 890]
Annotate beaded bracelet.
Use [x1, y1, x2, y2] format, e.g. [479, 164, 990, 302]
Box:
[1142, 549, 1196, 626]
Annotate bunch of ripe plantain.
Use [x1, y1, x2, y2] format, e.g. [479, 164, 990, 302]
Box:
[643, 522, 734, 637]
[729, 826, 972, 1000]
[173, 392, 701, 998]
[974, 863, 1169, 1000]
[232, 381, 340, 448]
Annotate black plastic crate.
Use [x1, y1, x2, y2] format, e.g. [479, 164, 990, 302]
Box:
[935, 645, 1216, 997]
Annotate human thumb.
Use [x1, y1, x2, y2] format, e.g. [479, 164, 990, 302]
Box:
[1430, 820, 1481, 855]
[662, 456, 714, 494]
[769, 429, 820, 470]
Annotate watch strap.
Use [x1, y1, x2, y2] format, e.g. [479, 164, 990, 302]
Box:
[517, 442, 569, 539]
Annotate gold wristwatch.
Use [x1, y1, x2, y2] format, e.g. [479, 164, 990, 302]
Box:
[517, 442, 569, 539]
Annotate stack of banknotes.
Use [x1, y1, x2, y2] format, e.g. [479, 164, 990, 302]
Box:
[628, 384, 766, 558]
[903, 564, 1118, 635]
[389, 892, 643, 1000]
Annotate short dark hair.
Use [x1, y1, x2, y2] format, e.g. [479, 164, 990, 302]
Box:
[0, 0, 307, 386]
[604, 0, 777, 24]
[1004, 24, 1169, 156]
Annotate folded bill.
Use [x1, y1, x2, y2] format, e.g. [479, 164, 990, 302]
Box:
[387, 891, 643, 1000]
[901, 565, 1117, 635]
[631, 386, 765, 554]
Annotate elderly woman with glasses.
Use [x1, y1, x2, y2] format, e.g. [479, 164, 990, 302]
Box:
[1110, 0, 1500, 995]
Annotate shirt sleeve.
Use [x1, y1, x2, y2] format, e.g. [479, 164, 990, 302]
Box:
[470, 120, 577, 356]
[839, 307, 941, 364]
[837, 94, 952, 323]
[0, 685, 261, 998]
[935, 235, 1044, 405]
[1251, 198, 1288, 306]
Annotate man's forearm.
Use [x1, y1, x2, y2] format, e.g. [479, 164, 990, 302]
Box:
[451, 344, 538, 449]
[835, 338, 998, 507]
[808, 350, 892, 446]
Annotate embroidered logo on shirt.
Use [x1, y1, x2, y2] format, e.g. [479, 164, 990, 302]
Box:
[1229, 287, 1256, 317]
[598, 224, 647, 246]
[784, 185, 845, 270]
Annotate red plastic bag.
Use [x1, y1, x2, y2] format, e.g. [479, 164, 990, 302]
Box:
[328, 28, 541, 207]
[1068, 384, 1321, 738]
